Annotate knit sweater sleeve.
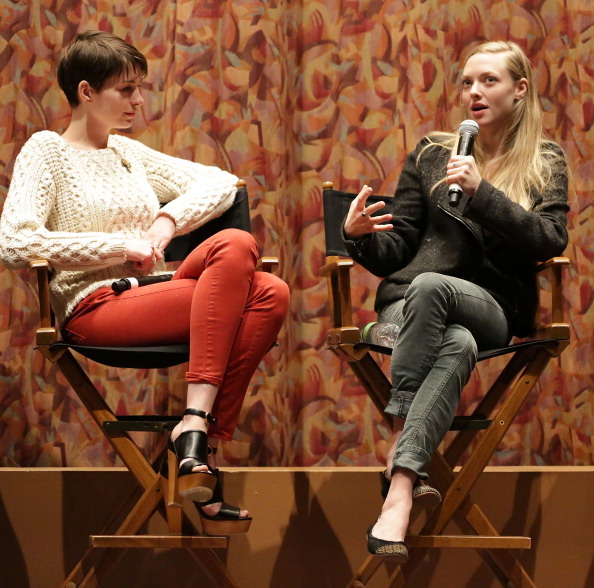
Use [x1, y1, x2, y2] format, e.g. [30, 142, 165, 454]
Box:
[0, 133, 127, 270]
[113, 136, 238, 235]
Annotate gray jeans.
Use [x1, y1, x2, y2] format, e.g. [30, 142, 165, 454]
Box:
[378, 272, 510, 479]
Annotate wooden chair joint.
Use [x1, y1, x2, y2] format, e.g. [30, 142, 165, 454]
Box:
[256, 256, 279, 272]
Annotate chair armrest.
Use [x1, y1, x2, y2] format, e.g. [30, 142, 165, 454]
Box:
[535, 256, 570, 272]
[320, 255, 356, 328]
[28, 259, 59, 345]
[533, 256, 570, 341]
[256, 256, 279, 273]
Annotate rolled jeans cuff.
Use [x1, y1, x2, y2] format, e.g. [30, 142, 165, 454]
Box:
[384, 390, 415, 419]
[392, 446, 431, 480]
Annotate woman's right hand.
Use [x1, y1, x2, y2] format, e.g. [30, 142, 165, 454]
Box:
[343, 185, 393, 239]
[124, 239, 163, 272]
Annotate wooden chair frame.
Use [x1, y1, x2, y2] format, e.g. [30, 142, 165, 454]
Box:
[320, 182, 570, 588]
[29, 180, 277, 588]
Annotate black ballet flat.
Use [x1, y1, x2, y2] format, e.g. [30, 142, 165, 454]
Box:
[380, 469, 441, 505]
[366, 526, 408, 561]
[195, 466, 252, 536]
[412, 481, 441, 505]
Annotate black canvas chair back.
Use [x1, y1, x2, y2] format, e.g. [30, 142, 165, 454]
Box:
[322, 187, 390, 257]
[165, 180, 251, 261]
[320, 181, 570, 588]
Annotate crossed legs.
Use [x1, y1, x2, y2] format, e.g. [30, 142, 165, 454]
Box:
[371, 273, 509, 547]
[64, 229, 290, 521]
[168, 229, 289, 513]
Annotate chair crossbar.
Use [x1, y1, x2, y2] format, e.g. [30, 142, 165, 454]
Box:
[103, 415, 180, 432]
[90, 535, 228, 548]
[404, 535, 531, 549]
[448, 415, 491, 431]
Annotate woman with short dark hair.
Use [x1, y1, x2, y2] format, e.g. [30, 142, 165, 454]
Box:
[0, 30, 290, 536]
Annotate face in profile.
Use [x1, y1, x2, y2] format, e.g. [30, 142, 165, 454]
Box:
[84, 72, 145, 131]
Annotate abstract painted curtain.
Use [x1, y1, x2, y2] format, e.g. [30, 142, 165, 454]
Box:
[1, 0, 592, 469]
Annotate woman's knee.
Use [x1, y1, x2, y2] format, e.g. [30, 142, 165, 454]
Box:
[254, 272, 290, 313]
[191, 228, 258, 272]
[446, 324, 478, 363]
[402, 273, 451, 318]
[408, 272, 448, 298]
[218, 228, 258, 257]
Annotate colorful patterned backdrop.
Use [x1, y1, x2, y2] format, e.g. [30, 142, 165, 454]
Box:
[0, 0, 592, 470]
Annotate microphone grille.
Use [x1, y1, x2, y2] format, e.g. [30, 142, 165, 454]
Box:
[458, 119, 479, 136]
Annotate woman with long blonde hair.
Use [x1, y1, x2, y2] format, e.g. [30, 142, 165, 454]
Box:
[428, 40, 565, 209]
[342, 40, 569, 560]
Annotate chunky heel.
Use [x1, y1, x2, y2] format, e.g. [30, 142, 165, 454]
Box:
[171, 409, 217, 502]
[195, 452, 252, 536]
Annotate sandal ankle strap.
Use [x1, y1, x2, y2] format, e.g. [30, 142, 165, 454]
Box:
[183, 408, 217, 425]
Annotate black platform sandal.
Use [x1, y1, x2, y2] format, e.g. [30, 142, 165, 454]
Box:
[195, 464, 252, 536]
[170, 408, 218, 502]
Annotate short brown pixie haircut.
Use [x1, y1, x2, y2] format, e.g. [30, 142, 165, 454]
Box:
[57, 30, 148, 107]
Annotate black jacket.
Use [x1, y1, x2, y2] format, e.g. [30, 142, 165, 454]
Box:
[344, 138, 569, 337]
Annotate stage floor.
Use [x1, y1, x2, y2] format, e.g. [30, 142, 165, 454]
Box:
[1, 466, 592, 587]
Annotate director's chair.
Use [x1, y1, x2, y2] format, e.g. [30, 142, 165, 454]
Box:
[29, 180, 276, 588]
[320, 182, 570, 588]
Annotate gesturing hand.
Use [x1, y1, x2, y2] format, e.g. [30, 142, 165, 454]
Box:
[343, 185, 393, 239]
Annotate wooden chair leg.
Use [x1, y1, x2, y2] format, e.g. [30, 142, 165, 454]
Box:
[345, 347, 551, 588]
[377, 452, 536, 588]
[381, 352, 552, 587]
[444, 346, 544, 467]
[160, 475, 184, 535]
[346, 555, 385, 588]
[62, 547, 126, 588]
[48, 350, 238, 586]
[428, 348, 550, 534]
[349, 352, 392, 416]
[55, 351, 156, 489]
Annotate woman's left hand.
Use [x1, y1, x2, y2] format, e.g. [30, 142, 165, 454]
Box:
[142, 215, 176, 258]
[446, 155, 482, 198]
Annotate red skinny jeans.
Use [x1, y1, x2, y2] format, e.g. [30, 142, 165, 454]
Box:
[63, 229, 290, 440]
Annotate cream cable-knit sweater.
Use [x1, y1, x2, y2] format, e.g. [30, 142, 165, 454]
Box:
[0, 130, 238, 326]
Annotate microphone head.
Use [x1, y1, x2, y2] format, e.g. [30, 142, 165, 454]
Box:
[458, 119, 479, 137]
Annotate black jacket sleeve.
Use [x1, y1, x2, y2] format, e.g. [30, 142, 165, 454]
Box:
[462, 144, 569, 261]
[343, 140, 436, 276]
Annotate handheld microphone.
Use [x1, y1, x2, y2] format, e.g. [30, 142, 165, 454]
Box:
[448, 119, 479, 207]
[111, 273, 174, 293]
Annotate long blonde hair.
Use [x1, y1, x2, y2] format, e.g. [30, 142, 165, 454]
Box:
[426, 41, 564, 209]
